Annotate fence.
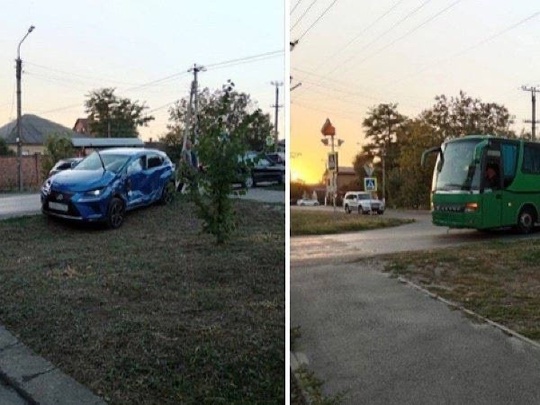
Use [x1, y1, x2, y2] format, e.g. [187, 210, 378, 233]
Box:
[0, 155, 44, 191]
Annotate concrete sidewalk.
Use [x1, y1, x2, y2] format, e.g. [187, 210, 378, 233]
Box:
[0, 325, 106, 405]
[291, 261, 540, 404]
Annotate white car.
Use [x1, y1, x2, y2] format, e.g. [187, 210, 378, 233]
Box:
[343, 191, 385, 214]
[297, 198, 320, 206]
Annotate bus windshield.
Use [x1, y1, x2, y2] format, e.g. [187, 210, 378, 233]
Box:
[435, 139, 482, 191]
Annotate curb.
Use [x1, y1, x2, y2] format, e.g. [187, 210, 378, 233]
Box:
[0, 325, 106, 405]
[397, 276, 540, 351]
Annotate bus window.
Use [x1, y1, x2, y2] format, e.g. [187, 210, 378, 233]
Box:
[501, 143, 517, 187]
[522, 142, 540, 174]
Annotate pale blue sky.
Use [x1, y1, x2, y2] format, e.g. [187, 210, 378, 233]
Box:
[291, 0, 540, 182]
[0, 0, 286, 141]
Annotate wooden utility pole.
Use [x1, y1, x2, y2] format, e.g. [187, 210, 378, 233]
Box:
[522, 85, 540, 140]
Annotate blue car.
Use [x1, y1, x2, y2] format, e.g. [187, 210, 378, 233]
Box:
[41, 148, 176, 228]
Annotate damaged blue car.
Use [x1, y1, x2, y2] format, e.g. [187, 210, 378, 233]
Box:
[41, 148, 176, 228]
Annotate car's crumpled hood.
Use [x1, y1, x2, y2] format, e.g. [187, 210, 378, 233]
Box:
[51, 169, 117, 192]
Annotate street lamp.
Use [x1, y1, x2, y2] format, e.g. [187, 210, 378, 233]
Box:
[16, 25, 35, 191]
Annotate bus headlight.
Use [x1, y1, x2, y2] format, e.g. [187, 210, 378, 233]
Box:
[464, 202, 478, 212]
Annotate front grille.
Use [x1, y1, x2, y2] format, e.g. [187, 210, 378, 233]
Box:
[434, 204, 464, 213]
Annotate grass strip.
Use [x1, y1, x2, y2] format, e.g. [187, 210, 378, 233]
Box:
[291, 210, 414, 236]
[380, 237, 540, 340]
[0, 197, 285, 405]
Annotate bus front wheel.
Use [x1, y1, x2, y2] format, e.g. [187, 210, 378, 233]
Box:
[517, 207, 536, 234]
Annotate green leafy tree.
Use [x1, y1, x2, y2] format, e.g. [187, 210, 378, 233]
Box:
[420, 90, 515, 139]
[389, 119, 437, 208]
[188, 82, 250, 244]
[41, 134, 75, 178]
[0, 138, 14, 156]
[362, 103, 407, 156]
[161, 86, 273, 163]
[84, 88, 154, 137]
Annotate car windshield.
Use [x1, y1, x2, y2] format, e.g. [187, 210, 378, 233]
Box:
[74, 152, 131, 173]
[435, 139, 481, 191]
[357, 193, 371, 200]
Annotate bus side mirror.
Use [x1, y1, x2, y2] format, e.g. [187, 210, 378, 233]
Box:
[421, 146, 441, 167]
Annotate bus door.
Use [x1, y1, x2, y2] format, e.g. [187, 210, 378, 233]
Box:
[481, 143, 503, 229]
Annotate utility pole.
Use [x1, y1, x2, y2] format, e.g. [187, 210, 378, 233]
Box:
[183, 64, 205, 149]
[16, 25, 35, 192]
[522, 85, 540, 140]
[271, 81, 283, 151]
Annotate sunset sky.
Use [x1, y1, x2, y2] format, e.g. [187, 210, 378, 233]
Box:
[0, 0, 285, 142]
[291, 0, 540, 184]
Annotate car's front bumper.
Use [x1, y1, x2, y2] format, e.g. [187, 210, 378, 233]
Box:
[41, 189, 112, 222]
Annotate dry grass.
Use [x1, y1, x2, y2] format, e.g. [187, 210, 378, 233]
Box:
[291, 210, 414, 236]
[0, 197, 285, 404]
[381, 238, 540, 340]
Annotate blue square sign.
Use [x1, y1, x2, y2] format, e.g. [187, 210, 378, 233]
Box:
[364, 177, 377, 191]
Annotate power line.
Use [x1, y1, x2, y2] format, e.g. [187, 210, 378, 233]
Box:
[304, 0, 405, 74]
[291, 0, 305, 15]
[291, 0, 320, 30]
[297, 0, 434, 94]
[340, 0, 463, 76]
[386, 9, 540, 87]
[295, 0, 340, 42]
[205, 50, 283, 69]
[327, 0, 435, 76]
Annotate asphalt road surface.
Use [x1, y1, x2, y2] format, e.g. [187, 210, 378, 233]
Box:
[291, 207, 540, 404]
[0, 188, 284, 220]
[291, 206, 532, 266]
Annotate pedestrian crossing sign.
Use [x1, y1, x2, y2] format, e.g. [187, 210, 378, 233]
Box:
[364, 177, 377, 191]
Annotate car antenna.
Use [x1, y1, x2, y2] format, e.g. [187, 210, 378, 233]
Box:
[91, 144, 107, 172]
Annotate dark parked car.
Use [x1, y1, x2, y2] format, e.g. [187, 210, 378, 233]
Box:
[48, 157, 83, 177]
[237, 152, 285, 188]
[41, 148, 176, 228]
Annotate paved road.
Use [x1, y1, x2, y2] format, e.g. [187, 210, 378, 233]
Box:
[0, 188, 284, 220]
[0, 379, 28, 405]
[291, 206, 530, 266]
[291, 208, 540, 404]
[0, 194, 41, 219]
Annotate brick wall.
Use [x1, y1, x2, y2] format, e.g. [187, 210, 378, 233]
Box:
[0, 155, 44, 191]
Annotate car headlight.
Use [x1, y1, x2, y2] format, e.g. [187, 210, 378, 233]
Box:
[41, 179, 52, 194]
[83, 188, 105, 197]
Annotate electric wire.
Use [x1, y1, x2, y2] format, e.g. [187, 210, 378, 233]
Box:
[295, 0, 340, 42]
[386, 9, 540, 87]
[291, 0, 305, 15]
[340, 0, 463, 76]
[291, 0, 320, 30]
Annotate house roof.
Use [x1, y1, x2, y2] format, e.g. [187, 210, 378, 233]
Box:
[0, 114, 82, 144]
[71, 137, 144, 148]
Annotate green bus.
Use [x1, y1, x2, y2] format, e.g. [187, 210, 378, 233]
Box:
[422, 134, 540, 233]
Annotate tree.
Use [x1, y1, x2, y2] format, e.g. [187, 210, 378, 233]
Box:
[0, 138, 14, 156]
[161, 86, 273, 163]
[84, 88, 154, 137]
[390, 119, 437, 208]
[188, 82, 251, 244]
[420, 90, 515, 139]
[41, 134, 75, 178]
[362, 103, 407, 156]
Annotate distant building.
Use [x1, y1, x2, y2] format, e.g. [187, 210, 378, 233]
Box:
[322, 166, 358, 204]
[73, 118, 91, 135]
[0, 114, 82, 155]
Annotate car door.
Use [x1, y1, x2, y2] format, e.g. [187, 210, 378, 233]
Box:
[145, 153, 166, 201]
[126, 155, 147, 208]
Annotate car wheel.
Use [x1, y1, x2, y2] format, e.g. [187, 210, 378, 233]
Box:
[378, 210, 384, 215]
[159, 181, 175, 205]
[345, 205, 351, 214]
[107, 197, 125, 229]
[517, 207, 536, 234]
